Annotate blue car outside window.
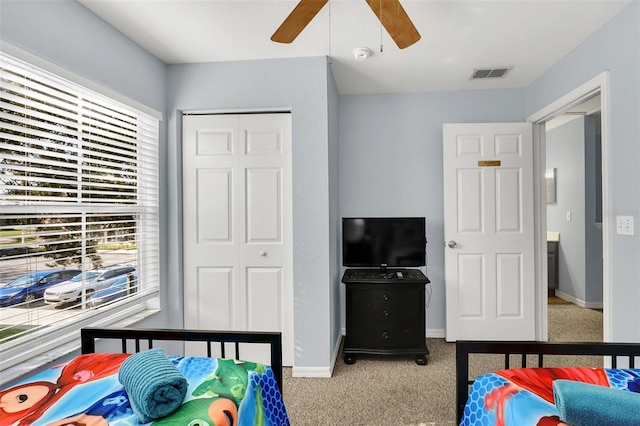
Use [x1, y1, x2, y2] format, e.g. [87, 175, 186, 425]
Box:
[4, 272, 47, 288]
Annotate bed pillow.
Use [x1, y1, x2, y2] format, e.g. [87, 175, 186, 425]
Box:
[553, 379, 640, 426]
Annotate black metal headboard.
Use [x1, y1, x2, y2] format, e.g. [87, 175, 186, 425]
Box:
[81, 327, 284, 394]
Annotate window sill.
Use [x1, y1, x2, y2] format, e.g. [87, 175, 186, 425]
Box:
[1, 308, 161, 387]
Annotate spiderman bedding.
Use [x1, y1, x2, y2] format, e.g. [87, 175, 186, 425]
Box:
[1, 352, 290, 426]
[459, 367, 640, 426]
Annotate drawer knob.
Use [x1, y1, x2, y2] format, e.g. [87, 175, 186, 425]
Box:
[383, 310, 389, 317]
[382, 294, 389, 301]
[382, 331, 389, 339]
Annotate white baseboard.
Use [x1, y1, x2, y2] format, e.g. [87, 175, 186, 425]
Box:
[328, 329, 342, 376]
[427, 328, 445, 338]
[291, 330, 343, 378]
[291, 366, 333, 378]
[554, 290, 603, 309]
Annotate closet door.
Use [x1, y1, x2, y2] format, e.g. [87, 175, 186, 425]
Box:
[182, 113, 293, 365]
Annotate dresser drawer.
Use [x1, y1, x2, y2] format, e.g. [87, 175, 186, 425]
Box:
[350, 287, 420, 321]
[347, 320, 423, 349]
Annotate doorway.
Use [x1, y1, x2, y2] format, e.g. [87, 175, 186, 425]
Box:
[545, 95, 604, 341]
[529, 72, 610, 342]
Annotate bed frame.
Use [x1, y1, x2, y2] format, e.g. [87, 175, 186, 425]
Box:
[456, 340, 640, 423]
[80, 327, 283, 394]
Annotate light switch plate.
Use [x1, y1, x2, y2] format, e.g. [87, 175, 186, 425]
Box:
[616, 215, 634, 236]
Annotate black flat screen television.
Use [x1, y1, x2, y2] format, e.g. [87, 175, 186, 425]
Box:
[342, 217, 426, 269]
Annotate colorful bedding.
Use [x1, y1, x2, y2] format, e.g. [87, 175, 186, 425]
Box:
[2, 352, 289, 426]
[459, 367, 640, 426]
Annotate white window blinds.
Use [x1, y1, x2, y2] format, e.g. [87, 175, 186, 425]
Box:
[0, 52, 160, 377]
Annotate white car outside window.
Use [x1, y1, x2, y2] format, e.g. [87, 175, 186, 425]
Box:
[44, 266, 136, 306]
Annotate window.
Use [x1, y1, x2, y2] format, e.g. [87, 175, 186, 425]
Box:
[0, 52, 160, 379]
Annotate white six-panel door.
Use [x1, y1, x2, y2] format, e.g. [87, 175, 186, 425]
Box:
[443, 123, 535, 341]
[182, 113, 293, 365]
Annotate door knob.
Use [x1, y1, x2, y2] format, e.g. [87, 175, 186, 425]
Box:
[447, 240, 457, 248]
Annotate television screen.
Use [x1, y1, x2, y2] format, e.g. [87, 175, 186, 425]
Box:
[342, 217, 426, 268]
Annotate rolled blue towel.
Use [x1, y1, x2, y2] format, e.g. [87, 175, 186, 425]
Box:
[553, 379, 640, 426]
[118, 348, 188, 423]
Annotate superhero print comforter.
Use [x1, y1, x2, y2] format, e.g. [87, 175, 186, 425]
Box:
[459, 367, 640, 426]
[2, 352, 289, 426]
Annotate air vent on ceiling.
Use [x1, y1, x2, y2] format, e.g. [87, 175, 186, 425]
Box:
[471, 67, 512, 79]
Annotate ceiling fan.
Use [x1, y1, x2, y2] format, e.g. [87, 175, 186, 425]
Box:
[271, 0, 421, 49]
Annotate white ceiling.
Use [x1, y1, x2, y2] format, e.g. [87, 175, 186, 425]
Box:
[78, 0, 631, 95]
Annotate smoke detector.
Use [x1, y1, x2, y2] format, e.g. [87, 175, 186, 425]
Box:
[353, 47, 373, 61]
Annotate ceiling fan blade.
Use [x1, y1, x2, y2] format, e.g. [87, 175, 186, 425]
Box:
[271, 0, 329, 44]
[365, 0, 421, 49]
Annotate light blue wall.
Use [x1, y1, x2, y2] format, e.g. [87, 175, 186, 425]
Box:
[165, 57, 336, 368]
[338, 89, 527, 332]
[0, 0, 165, 113]
[526, 1, 640, 341]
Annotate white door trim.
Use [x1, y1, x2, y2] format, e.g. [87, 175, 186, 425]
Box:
[182, 107, 292, 115]
[527, 71, 611, 341]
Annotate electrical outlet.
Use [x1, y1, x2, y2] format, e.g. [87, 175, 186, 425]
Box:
[616, 215, 635, 236]
[566, 211, 572, 221]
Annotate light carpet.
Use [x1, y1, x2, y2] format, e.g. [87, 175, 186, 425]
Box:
[282, 303, 603, 425]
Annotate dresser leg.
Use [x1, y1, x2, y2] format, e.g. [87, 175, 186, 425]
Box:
[344, 355, 357, 364]
[415, 355, 427, 365]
